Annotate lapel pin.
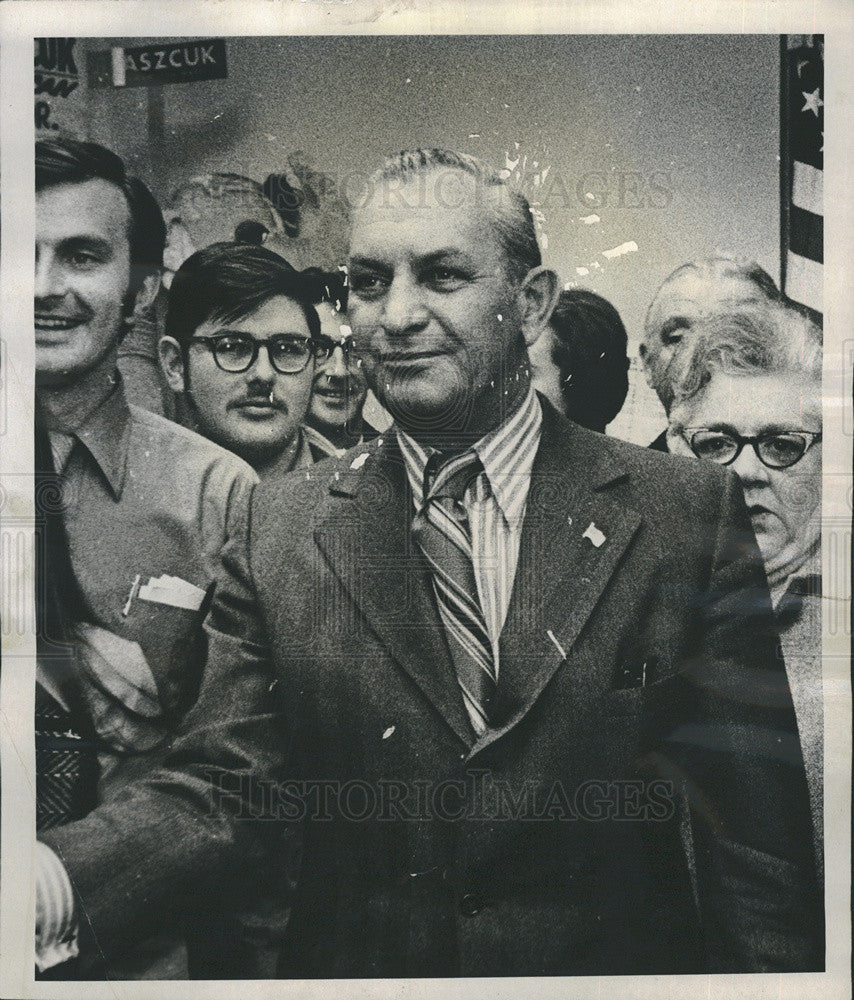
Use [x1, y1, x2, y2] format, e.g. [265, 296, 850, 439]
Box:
[546, 629, 568, 659]
[350, 452, 369, 470]
[583, 522, 606, 547]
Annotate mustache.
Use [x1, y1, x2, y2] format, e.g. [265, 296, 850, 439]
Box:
[228, 393, 287, 411]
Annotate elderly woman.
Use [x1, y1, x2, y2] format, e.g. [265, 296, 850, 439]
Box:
[666, 303, 823, 877]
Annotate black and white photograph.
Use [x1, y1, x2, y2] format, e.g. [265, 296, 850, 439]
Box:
[0, 3, 851, 997]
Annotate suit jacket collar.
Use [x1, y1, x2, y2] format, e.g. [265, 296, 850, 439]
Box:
[469, 403, 641, 757]
[313, 404, 642, 755]
[315, 433, 474, 746]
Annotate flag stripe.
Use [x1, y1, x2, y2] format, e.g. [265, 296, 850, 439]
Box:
[792, 160, 823, 214]
[782, 37, 823, 315]
[786, 251, 823, 314]
[789, 205, 823, 263]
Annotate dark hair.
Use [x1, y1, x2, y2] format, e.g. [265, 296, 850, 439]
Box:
[365, 148, 541, 283]
[35, 137, 166, 297]
[164, 242, 323, 346]
[301, 266, 349, 314]
[548, 289, 630, 431]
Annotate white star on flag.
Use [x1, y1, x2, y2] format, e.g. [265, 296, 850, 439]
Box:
[801, 86, 823, 117]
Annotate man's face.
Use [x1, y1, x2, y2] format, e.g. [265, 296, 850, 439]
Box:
[347, 170, 526, 436]
[35, 178, 132, 387]
[308, 302, 368, 433]
[670, 370, 822, 581]
[642, 271, 769, 412]
[185, 295, 314, 466]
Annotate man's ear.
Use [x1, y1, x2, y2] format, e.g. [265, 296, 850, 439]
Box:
[518, 266, 561, 347]
[158, 336, 187, 394]
[134, 271, 162, 313]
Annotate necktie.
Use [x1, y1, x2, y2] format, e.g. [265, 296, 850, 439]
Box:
[411, 452, 497, 734]
[34, 418, 99, 830]
[36, 681, 100, 831]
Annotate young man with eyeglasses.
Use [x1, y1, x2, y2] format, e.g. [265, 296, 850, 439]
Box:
[667, 302, 824, 878]
[159, 242, 335, 478]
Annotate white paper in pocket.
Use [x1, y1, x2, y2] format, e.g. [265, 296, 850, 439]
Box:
[137, 574, 207, 611]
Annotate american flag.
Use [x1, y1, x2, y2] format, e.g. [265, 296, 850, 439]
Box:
[780, 35, 823, 318]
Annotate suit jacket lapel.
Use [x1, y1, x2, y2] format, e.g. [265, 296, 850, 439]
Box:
[313, 436, 473, 747]
[470, 407, 642, 758]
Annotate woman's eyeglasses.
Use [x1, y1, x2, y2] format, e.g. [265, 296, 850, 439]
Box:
[684, 428, 822, 470]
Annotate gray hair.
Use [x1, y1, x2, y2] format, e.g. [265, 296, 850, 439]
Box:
[671, 302, 822, 405]
[644, 256, 781, 345]
[363, 148, 541, 283]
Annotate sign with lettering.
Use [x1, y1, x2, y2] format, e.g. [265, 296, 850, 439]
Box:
[35, 38, 86, 134]
[87, 39, 228, 89]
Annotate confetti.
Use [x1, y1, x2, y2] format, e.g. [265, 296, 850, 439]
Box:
[602, 241, 639, 260]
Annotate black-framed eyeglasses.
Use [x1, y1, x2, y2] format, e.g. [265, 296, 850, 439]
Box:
[684, 428, 822, 470]
[312, 333, 364, 366]
[189, 333, 315, 374]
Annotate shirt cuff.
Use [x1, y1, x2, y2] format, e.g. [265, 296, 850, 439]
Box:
[35, 840, 79, 971]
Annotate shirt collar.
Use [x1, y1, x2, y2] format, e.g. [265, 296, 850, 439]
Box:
[396, 386, 542, 528]
[302, 423, 350, 460]
[70, 381, 132, 500]
[290, 427, 317, 470]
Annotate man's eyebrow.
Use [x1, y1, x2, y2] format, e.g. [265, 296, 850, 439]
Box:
[57, 235, 114, 254]
[347, 255, 391, 272]
[415, 249, 471, 268]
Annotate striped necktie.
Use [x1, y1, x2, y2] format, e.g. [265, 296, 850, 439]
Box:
[411, 452, 496, 735]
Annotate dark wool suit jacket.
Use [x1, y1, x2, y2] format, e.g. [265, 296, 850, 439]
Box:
[44, 401, 822, 977]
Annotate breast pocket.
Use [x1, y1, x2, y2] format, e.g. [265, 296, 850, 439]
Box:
[602, 670, 686, 712]
[127, 595, 213, 722]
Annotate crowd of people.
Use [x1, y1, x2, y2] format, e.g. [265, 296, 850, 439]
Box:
[31, 136, 824, 980]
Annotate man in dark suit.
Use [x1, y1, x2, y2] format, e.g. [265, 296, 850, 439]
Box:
[40, 149, 821, 977]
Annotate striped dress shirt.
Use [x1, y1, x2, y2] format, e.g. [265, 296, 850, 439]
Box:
[397, 388, 543, 726]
